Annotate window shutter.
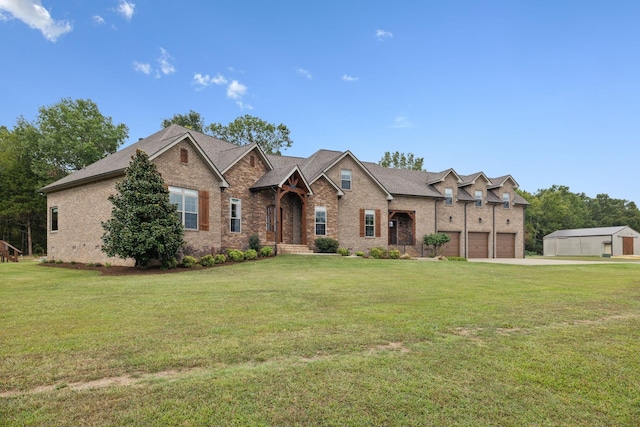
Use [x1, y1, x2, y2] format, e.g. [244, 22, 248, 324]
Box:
[180, 148, 189, 164]
[359, 209, 365, 237]
[199, 190, 209, 231]
[375, 209, 381, 237]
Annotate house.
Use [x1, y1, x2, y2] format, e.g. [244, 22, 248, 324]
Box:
[543, 226, 640, 257]
[40, 125, 529, 265]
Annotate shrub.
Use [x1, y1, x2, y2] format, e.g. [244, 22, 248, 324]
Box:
[423, 233, 451, 257]
[446, 256, 468, 262]
[214, 254, 227, 264]
[259, 246, 273, 257]
[244, 249, 258, 260]
[198, 254, 215, 267]
[388, 249, 401, 259]
[356, 251, 365, 257]
[248, 234, 260, 251]
[227, 249, 245, 262]
[162, 258, 178, 269]
[181, 255, 198, 268]
[337, 247, 350, 256]
[315, 237, 339, 253]
[369, 247, 388, 259]
[55, 259, 64, 264]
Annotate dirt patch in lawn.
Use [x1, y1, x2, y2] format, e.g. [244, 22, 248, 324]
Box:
[38, 260, 255, 276]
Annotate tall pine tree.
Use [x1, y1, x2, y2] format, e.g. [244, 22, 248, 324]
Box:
[102, 150, 184, 268]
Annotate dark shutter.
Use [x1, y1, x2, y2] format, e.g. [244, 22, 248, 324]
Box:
[199, 190, 209, 231]
[180, 148, 188, 164]
[359, 209, 365, 237]
[375, 209, 381, 237]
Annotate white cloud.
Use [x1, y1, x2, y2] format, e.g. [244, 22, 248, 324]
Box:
[296, 68, 312, 79]
[157, 47, 175, 75]
[92, 15, 105, 25]
[192, 72, 228, 89]
[227, 80, 247, 99]
[235, 101, 253, 111]
[212, 73, 228, 85]
[133, 61, 151, 75]
[376, 29, 393, 41]
[116, 0, 135, 21]
[0, 0, 72, 42]
[391, 116, 413, 129]
[342, 74, 359, 82]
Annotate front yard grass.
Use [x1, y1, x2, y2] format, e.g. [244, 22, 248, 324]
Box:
[1, 257, 639, 426]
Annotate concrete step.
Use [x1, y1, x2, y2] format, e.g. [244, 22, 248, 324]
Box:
[277, 244, 314, 255]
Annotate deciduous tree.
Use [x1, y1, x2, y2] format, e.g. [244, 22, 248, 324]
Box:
[207, 114, 293, 155]
[379, 151, 424, 170]
[161, 110, 205, 132]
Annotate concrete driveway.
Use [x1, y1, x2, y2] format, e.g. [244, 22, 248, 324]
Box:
[468, 258, 629, 265]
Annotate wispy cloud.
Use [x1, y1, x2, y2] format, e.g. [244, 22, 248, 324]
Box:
[116, 0, 135, 21]
[342, 74, 359, 82]
[133, 61, 151, 75]
[376, 29, 393, 41]
[296, 68, 312, 79]
[157, 48, 175, 75]
[0, 0, 72, 42]
[92, 15, 105, 25]
[391, 116, 413, 129]
[193, 71, 252, 109]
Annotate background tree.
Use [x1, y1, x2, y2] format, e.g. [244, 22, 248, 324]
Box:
[206, 114, 293, 155]
[423, 232, 451, 257]
[379, 151, 424, 170]
[161, 110, 205, 133]
[28, 98, 128, 180]
[101, 150, 184, 268]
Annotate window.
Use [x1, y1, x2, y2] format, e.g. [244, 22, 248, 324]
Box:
[475, 190, 483, 207]
[266, 205, 275, 233]
[503, 192, 511, 209]
[230, 198, 241, 232]
[341, 169, 352, 190]
[444, 188, 453, 206]
[50, 207, 58, 231]
[315, 207, 327, 236]
[169, 187, 198, 230]
[180, 148, 188, 164]
[365, 209, 375, 237]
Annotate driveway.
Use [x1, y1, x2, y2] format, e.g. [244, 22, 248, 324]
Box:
[468, 258, 627, 266]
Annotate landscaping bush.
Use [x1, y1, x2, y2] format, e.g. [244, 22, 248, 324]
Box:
[227, 249, 245, 262]
[259, 246, 273, 257]
[244, 249, 258, 260]
[181, 255, 198, 268]
[214, 254, 227, 264]
[369, 247, 388, 259]
[446, 256, 468, 262]
[337, 247, 350, 256]
[388, 249, 401, 259]
[198, 254, 215, 267]
[248, 234, 260, 252]
[162, 257, 178, 269]
[356, 251, 365, 257]
[315, 237, 339, 253]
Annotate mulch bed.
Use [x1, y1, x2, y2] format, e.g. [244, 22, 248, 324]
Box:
[40, 262, 197, 276]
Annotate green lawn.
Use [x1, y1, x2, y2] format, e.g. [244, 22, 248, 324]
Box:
[1, 257, 639, 426]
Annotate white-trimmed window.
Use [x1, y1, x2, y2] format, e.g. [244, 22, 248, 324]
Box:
[230, 198, 242, 232]
[341, 169, 352, 190]
[475, 190, 483, 207]
[503, 192, 511, 209]
[365, 209, 375, 237]
[315, 207, 327, 236]
[169, 187, 198, 230]
[50, 207, 59, 231]
[444, 188, 453, 206]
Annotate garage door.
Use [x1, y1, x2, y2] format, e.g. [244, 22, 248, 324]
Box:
[496, 233, 516, 258]
[439, 231, 460, 257]
[468, 232, 489, 258]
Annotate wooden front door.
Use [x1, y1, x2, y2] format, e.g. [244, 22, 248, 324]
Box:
[623, 237, 634, 255]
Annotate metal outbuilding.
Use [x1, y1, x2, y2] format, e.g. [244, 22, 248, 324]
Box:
[543, 226, 640, 257]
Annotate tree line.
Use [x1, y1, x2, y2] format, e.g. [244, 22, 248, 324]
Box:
[2, 98, 638, 257]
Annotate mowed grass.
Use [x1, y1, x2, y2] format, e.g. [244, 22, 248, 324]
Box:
[1, 257, 639, 426]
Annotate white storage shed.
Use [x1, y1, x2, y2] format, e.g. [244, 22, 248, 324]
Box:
[543, 226, 640, 257]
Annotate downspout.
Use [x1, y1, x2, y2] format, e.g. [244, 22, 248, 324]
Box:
[434, 199, 438, 233]
[464, 202, 468, 258]
[523, 205, 527, 258]
[492, 204, 496, 258]
[274, 187, 279, 256]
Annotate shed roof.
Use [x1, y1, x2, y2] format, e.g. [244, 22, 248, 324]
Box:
[544, 226, 630, 239]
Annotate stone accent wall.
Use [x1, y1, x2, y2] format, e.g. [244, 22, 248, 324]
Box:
[326, 155, 389, 254]
[307, 177, 340, 249]
[220, 149, 270, 250]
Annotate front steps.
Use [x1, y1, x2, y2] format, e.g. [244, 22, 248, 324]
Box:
[277, 244, 314, 255]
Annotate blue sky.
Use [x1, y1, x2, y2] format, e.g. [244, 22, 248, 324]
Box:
[2, 1, 640, 204]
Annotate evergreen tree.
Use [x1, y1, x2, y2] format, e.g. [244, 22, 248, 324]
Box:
[102, 150, 184, 268]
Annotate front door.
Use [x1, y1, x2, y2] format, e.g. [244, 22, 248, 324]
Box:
[623, 237, 634, 255]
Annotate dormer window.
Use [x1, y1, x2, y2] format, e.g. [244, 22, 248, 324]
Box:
[475, 190, 483, 207]
[444, 188, 453, 206]
[503, 192, 511, 209]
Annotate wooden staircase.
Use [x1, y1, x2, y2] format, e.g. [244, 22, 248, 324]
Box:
[277, 244, 314, 255]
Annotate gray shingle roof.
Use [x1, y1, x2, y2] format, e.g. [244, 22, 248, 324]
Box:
[362, 162, 442, 198]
